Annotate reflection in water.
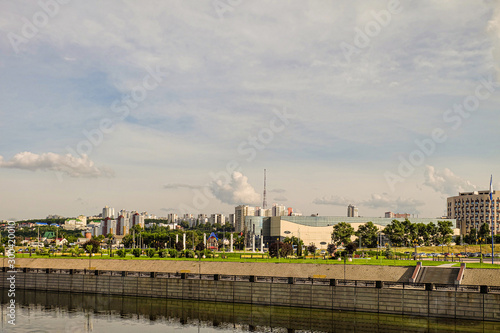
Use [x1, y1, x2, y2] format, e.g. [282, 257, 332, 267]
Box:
[1, 290, 499, 332]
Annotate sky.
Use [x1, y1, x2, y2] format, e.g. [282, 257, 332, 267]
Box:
[1, 0, 500, 221]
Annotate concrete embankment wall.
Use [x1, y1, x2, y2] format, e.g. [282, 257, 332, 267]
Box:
[7, 258, 414, 281]
[2, 267, 500, 321]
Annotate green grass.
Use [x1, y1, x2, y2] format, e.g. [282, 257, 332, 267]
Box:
[4, 253, 465, 267]
[452, 262, 500, 269]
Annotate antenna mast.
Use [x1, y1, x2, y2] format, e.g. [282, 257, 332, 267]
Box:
[263, 169, 267, 209]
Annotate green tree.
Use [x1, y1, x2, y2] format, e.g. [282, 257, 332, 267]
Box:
[417, 223, 430, 245]
[82, 239, 100, 253]
[327, 243, 337, 255]
[331, 222, 355, 246]
[464, 227, 477, 244]
[437, 220, 453, 245]
[355, 222, 378, 248]
[383, 220, 405, 246]
[195, 241, 205, 251]
[175, 241, 183, 251]
[268, 241, 284, 258]
[307, 243, 317, 256]
[425, 222, 439, 246]
[279, 242, 293, 258]
[116, 249, 127, 258]
[384, 244, 394, 259]
[478, 223, 491, 239]
[345, 242, 358, 255]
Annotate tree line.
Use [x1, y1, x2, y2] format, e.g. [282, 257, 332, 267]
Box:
[331, 219, 455, 248]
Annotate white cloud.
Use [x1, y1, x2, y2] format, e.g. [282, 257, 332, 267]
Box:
[210, 172, 260, 205]
[164, 183, 203, 190]
[423, 166, 476, 196]
[273, 195, 288, 202]
[363, 193, 425, 214]
[313, 195, 353, 206]
[313, 193, 424, 214]
[0, 152, 113, 178]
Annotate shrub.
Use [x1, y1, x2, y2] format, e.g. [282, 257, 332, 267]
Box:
[385, 244, 394, 259]
[116, 249, 126, 258]
[158, 249, 167, 258]
[146, 248, 156, 258]
[168, 249, 178, 258]
[268, 242, 284, 258]
[327, 243, 337, 255]
[345, 242, 358, 255]
[196, 241, 205, 252]
[82, 239, 100, 253]
[307, 243, 317, 255]
[132, 248, 141, 257]
[182, 249, 195, 258]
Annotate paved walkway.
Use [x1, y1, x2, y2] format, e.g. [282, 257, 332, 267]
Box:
[435, 263, 456, 268]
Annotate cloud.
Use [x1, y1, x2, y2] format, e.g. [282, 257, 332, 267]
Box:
[210, 172, 260, 205]
[313, 193, 424, 214]
[160, 208, 176, 212]
[423, 166, 476, 196]
[273, 196, 288, 202]
[163, 183, 203, 190]
[313, 195, 353, 206]
[269, 188, 286, 193]
[0, 152, 113, 178]
[363, 194, 425, 214]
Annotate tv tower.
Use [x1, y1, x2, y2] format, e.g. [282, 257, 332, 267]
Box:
[263, 169, 267, 209]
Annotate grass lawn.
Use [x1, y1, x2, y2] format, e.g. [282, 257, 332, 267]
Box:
[6, 245, 500, 268]
[3, 252, 475, 267]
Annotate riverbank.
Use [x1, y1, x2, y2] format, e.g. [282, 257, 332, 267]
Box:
[5, 258, 500, 285]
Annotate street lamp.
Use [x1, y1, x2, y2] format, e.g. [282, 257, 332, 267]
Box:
[277, 237, 280, 260]
[412, 239, 418, 261]
[478, 237, 484, 264]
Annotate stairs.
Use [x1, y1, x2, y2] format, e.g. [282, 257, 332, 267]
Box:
[414, 267, 460, 284]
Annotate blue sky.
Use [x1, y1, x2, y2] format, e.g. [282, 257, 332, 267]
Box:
[1, 0, 499, 220]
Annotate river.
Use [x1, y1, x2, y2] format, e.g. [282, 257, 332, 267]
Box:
[1, 290, 498, 332]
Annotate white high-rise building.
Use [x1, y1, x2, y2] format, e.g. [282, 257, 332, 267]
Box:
[447, 190, 500, 235]
[210, 213, 225, 225]
[235, 205, 256, 232]
[347, 204, 359, 217]
[102, 206, 115, 219]
[272, 203, 286, 217]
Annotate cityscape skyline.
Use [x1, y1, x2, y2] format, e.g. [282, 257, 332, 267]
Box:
[1, 1, 500, 221]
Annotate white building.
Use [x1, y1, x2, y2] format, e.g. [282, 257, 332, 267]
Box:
[347, 204, 359, 217]
[102, 206, 115, 219]
[272, 203, 287, 217]
[210, 213, 225, 225]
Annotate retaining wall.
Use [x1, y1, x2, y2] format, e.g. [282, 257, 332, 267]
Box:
[2, 267, 500, 321]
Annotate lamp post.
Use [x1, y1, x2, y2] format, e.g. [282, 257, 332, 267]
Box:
[412, 239, 418, 261]
[277, 237, 280, 260]
[478, 237, 484, 264]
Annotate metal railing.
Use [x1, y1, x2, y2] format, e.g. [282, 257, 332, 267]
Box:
[4, 267, 499, 294]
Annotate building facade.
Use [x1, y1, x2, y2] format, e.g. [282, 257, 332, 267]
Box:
[235, 205, 255, 233]
[385, 212, 411, 219]
[256, 215, 458, 250]
[347, 204, 358, 217]
[447, 190, 499, 235]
